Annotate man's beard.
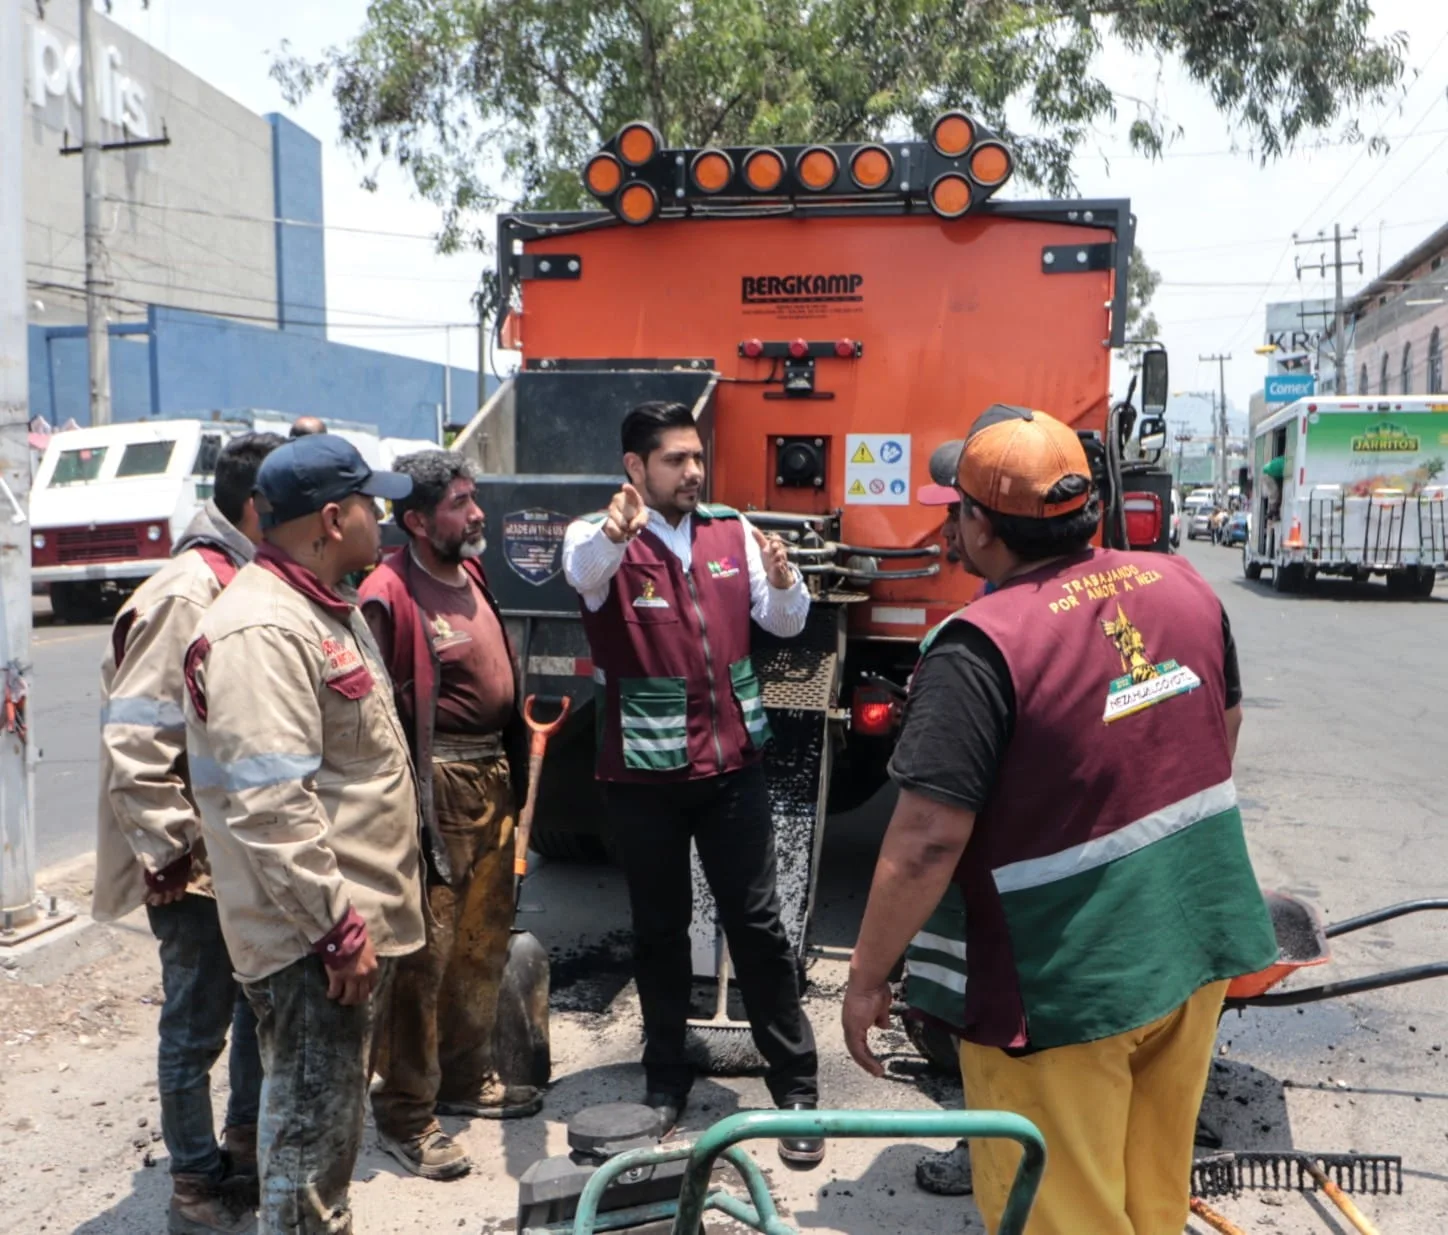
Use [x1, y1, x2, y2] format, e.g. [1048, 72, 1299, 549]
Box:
[429, 529, 485, 563]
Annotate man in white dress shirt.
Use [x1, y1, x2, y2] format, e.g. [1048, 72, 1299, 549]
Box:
[561, 400, 824, 1168]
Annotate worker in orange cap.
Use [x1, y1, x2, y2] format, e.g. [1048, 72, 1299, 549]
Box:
[844, 404, 1275, 1235]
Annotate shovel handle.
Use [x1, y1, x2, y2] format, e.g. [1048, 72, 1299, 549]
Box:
[1188, 1198, 1250, 1235]
[514, 695, 571, 879]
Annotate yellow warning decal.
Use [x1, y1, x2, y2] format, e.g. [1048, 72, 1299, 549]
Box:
[850, 442, 876, 464]
[848, 479, 868, 496]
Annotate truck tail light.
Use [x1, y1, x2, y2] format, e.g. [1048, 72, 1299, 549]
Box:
[743, 148, 785, 193]
[929, 173, 972, 219]
[585, 153, 623, 198]
[616, 182, 659, 226]
[851, 685, 899, 736]
[1123, 492, 1163, 548]
[932, 111, 975, 157]
[969, 142, 1012, 186]
[850, 145, 893, 190]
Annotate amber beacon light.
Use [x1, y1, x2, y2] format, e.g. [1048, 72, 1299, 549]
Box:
[582, 113, 1013, 225]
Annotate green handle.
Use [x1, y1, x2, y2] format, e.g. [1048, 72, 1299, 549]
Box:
[671, 1108, 1046, 1235]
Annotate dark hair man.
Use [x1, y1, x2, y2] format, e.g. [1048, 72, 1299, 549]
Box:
[560, 400, 824, 1168]
[844, 405, 1276, 1234]
[95, 431, 284, 1234]
[184, 435, 423, 1234]
[360, 450, 541, 1181]
[289, 415, 328, 438]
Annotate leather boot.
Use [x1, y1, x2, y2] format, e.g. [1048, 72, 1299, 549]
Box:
[220, 1125, 259, 1209]
[169, 1173, 256, 1235]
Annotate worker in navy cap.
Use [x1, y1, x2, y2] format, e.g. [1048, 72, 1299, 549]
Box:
[184, 433, 423, 1234]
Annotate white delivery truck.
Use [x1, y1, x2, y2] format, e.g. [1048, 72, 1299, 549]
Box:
[1243, 396, 1448, 596]
[30, 412, 389, 621]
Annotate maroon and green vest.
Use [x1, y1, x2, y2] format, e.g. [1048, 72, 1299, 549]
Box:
[920, 547, 1276, 1050]
[579, 505, 771, 783]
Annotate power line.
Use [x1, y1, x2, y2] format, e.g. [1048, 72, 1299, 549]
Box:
[103, 196, 490, 244]
[27, 279, 477, 332]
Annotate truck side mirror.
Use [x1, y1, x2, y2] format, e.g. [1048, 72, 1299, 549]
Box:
[1141, 348, 1169, 417]
[1138, 415, 1166, 454]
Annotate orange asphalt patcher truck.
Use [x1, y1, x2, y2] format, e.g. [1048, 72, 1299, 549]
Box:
[453, 113, 1172, 1063]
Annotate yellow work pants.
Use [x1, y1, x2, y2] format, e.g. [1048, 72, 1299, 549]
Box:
[960, 980, 1228, 1235]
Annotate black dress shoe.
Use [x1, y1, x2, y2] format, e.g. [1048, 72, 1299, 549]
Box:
[643, 1091, 687, 1136]
[777, 1101, 825, 1169]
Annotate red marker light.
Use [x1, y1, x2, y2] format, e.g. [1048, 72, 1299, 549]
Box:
[788, 338, 809, 359]
[742, 338, 764, 358]
[835, 337, 856, 358]
[855, 701, 893, 734]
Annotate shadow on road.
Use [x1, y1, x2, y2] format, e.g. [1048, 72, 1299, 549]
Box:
[1229, 574, 1446, 604]
[71, 1164, 173, 1235]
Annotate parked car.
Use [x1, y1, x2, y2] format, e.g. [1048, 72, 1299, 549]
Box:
[1221, 512, 1249, 547]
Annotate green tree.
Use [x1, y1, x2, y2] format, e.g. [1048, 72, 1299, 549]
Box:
[1126, 244, 1161, 345]
[274, 0, 1406, 246]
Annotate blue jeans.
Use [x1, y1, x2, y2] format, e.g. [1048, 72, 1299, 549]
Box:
[148, 895, 262, 1180]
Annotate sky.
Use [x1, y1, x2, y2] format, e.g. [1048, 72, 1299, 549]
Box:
[106, 0, 1448, 436]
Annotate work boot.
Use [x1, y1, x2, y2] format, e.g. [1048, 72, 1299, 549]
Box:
[168, 1173, 256, 1235]
[777, 1101, 826, 1170]
[220, 1125, 259, 1208]
[435, 1074, 544, 1121]
[915, 1139, 973, 1196]
[376, 1124, 473, 1181]
[642, 1090, 689, 1137]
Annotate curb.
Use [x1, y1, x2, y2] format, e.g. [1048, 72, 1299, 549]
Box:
[1, 850, 129, 985]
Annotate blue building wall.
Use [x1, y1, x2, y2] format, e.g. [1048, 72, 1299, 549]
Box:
[266, 114, 327, 338]
[29, 311, 491, 440]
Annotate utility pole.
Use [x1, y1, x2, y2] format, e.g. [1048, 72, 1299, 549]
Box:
[1295, 225, 1363, 395]
[1, 0, 38, 935]
[80, 0, 112, 426]
[1199, 353, 1231, 504]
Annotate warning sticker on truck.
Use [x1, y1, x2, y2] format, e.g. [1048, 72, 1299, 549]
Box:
[503, 508, 570, 585]
[844, 434, 910, 505]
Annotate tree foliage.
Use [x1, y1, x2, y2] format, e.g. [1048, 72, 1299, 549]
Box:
[1127, 244, 1161, 344]
[273, 0, 1406, 246]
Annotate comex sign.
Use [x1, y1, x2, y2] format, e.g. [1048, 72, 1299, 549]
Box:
[27, 22, 150, 139]
[1264, 373, 1315, 405]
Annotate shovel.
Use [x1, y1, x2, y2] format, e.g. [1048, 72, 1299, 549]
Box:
[514, 693, 571, 905]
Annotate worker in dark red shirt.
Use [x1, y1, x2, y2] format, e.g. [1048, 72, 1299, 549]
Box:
[361, 451, 542, 1182]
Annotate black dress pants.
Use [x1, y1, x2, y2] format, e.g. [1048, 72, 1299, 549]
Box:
[607, 763, 819, 1106]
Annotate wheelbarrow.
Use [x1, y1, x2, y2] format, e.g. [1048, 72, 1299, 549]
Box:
[522, 1108, 1046, 1235]
[1224, 891, 1448, 1010]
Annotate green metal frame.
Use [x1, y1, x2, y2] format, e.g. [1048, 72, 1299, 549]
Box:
[526, 1109, 1045, 1235]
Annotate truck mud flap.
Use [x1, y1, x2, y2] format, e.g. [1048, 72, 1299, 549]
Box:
[688, 603, 845, 977]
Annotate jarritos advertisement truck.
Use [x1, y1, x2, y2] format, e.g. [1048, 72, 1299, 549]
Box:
[1244, 396, 1448, 596]
[453, 114, 1171, 1023]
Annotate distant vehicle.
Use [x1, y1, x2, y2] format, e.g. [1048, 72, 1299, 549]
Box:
[1221, 512, 1249, 547]
[31, 412, 390, 622]
[1244, 396, 1448, 596]
[1184, 492, 1215, 540]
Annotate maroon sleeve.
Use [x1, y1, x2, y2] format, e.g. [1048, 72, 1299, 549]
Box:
[312, 905, 368, 969]
[183, 636, 211, 722]
[362, 597, 394, 667]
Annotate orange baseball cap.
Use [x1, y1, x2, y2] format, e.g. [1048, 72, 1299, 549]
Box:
[956, 404, 1092, 518]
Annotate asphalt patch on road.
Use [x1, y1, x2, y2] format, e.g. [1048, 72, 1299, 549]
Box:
[549, 929, 634, 1015]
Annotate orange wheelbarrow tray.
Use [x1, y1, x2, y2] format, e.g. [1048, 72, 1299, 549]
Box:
[1223, 890, 1448, 1010]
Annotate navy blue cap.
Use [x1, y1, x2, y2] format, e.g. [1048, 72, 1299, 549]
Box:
[254, 435, 412, 526]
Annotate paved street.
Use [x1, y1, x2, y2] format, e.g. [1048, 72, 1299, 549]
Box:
[12, 539, 1448, 1231]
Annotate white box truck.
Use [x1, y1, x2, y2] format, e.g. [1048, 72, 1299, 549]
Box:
[1243, 396, 1448, 596]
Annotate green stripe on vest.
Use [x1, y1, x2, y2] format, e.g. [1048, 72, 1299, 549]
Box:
[997, 802, 1278, 1049]
[906, 885, 967, 1030]
[729, 656, 772, 747]
[618, 676, 689, 771]
[696, 503, 740, 520]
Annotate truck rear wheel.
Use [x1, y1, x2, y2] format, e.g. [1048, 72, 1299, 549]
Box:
[1242, 548, 1263, 581]
[526, 826, 609, 863]
[1271, 563, 1297, 593]
[1417, 569, 1437, 598]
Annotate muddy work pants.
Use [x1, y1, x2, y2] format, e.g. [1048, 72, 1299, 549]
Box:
[371, 754, 516, 1137]
[244, 955, 393, 1235]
